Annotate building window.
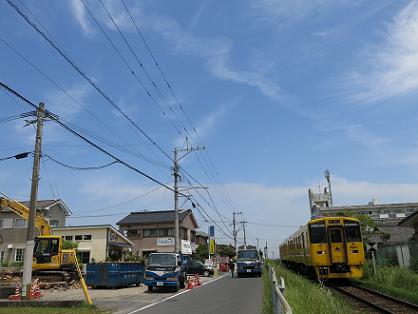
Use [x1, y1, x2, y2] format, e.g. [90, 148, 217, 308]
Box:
[127, 229, 139, 236]
[143, 229, 158, 238]
[14, 218, 26, 228]
[83, 235, 92, 241]
[65, 235, 73, 241]
[75, 235, 83, 241]
[15, 248, 24, 262]
[158, 228, 175, 237]
[77, 251, 90, 264]
[50, 219, 60, 227]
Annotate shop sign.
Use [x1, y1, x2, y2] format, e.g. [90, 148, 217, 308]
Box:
[157, 237, 175, 246]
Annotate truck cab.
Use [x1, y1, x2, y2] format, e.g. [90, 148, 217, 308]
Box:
[237, 249, 262, 277]
[144, 253, 187, 292]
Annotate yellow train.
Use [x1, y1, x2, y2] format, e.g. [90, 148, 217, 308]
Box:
[279, 216, 365, 279]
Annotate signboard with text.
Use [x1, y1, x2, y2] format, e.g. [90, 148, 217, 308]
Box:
[157, 237, 175, 246]
[181, 240, 192, 255]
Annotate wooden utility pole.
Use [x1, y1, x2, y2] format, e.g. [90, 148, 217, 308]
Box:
[22, 103, 45, 298]
[173, 145, 204, 253]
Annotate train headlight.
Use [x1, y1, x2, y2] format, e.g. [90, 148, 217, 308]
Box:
[316, 251, 325, 255]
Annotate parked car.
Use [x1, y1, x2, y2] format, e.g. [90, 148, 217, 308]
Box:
[186, 260, 214, 277]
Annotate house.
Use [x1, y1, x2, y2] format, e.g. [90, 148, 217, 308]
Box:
[117, 209, 198, 257]
[399, 209, 418, 244]
[0, 199, 71, 264]
[52, 225, 133, 263]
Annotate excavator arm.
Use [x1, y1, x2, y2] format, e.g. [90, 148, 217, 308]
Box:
[0, 196, 51, 236]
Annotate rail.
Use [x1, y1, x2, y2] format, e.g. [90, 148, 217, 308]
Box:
[268, 265, 292, 314]
[328, 283, 418, 314]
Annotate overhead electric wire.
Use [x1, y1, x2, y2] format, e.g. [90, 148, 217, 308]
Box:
[0, 36, 169, 171]
[6, 0, 173, 162]
[96, 0, 186, 138]
[121, 0, 240, 217]
[0, 80, 188, 197]
[0, 111, 36, 124]
[42, 153, 119, 170]
[72, 184, 166, 215]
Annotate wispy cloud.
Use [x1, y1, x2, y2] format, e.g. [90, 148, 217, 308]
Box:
[69, 0, 94, 37]
[318, 123, 388, 148]
[68, 1, 289, 106]
[44, 82, 91, 118]
[343, 1, 418, 103]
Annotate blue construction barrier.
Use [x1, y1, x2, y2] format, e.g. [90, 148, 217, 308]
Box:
[86, 263, 144, 288]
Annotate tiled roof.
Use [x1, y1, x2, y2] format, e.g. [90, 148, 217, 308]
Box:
[367, 226, 414, 244]
[117, 209, 196, 226]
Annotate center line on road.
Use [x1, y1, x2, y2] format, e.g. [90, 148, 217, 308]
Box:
[127, 274, 228, 313]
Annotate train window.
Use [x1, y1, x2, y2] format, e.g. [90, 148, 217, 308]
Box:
[329, 228, 342, 243]
[309, 222, 326, 243]
[344, 222, 362, 242]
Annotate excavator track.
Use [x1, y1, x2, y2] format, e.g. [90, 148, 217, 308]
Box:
[33, 270, 75, 283]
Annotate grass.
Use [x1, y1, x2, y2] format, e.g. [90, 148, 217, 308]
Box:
[0, 305, 107, 314]
[262, 266, 274, 314]
[270, 261, 356, 314]
[354, 260, 418, 305]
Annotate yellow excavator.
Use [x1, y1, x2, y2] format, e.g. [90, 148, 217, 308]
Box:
[0, 195, 92, 304]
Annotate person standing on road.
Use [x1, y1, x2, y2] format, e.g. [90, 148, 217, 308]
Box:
[228, 260, 235, 278]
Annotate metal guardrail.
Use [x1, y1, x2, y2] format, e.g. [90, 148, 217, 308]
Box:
[268, 265, 292, 314]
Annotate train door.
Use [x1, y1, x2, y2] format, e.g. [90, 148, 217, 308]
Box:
[327, 227, 346, 264]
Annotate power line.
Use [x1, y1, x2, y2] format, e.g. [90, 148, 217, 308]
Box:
[0, 35, 169, 170]
[96, 0, 186, 138]
[6, 0, 173, 162]
[42, 153, 119, 171]
[0, 111, 36, 124]
[121, 0, 240, 217]
[0, 80, 187, 197]
[72, 184, 165, 215]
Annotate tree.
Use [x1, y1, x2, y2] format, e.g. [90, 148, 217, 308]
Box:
[194, 244, 209, 261]
[217, 244, 235, 258]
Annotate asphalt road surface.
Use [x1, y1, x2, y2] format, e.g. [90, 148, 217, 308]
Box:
[137, 275, 263, 314]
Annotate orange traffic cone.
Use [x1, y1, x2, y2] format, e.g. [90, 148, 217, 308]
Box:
[8, 283, 21, 300]
[34, 280, 42, 299]
[194, 274, 201, 287]
[186, 277, 194, 289]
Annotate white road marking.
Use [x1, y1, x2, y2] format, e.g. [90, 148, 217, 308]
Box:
[127, 274, 228, 313]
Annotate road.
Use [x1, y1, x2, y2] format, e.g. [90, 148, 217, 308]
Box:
[136, 275, 263, 314]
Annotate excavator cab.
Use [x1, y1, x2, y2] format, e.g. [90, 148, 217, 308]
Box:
[33, 236, 61, 267]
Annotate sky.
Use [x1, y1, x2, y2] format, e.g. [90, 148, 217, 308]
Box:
[1, 0, 418, 257]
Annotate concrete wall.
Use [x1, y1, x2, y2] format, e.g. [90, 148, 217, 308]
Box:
[53, 227, 107, 262]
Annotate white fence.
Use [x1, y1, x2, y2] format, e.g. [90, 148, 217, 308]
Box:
[267, 265, 292, 314]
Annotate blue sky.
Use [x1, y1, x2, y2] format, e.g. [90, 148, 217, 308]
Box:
[1, 0, 418, 257]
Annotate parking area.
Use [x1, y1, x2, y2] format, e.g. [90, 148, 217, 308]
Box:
[42, 275, 225, 314]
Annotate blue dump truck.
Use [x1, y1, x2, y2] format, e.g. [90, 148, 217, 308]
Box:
[144, 253, 187, 292]
[237, 249, 263, 277]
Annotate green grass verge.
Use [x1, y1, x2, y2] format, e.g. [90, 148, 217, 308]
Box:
[355, 261, 418, 305]
[0, 305, 107, 314]
[270, 261, 355, 314]
[262, 266, 273, 314]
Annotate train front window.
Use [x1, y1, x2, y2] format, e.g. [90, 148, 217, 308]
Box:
[344, 221, 362, 242]
[309, 222, 326, 243]
[329, 228, 342, 243]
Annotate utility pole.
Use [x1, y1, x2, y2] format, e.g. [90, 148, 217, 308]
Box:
[241, 220, 247, 250]
[256, 238, 260, 250]
[173, 144, 204, 253]
[22, 102, 45, 298]
[232, 211, 242, 258]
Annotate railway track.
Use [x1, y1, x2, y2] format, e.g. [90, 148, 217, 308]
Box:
[328, 283, 418, 314]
